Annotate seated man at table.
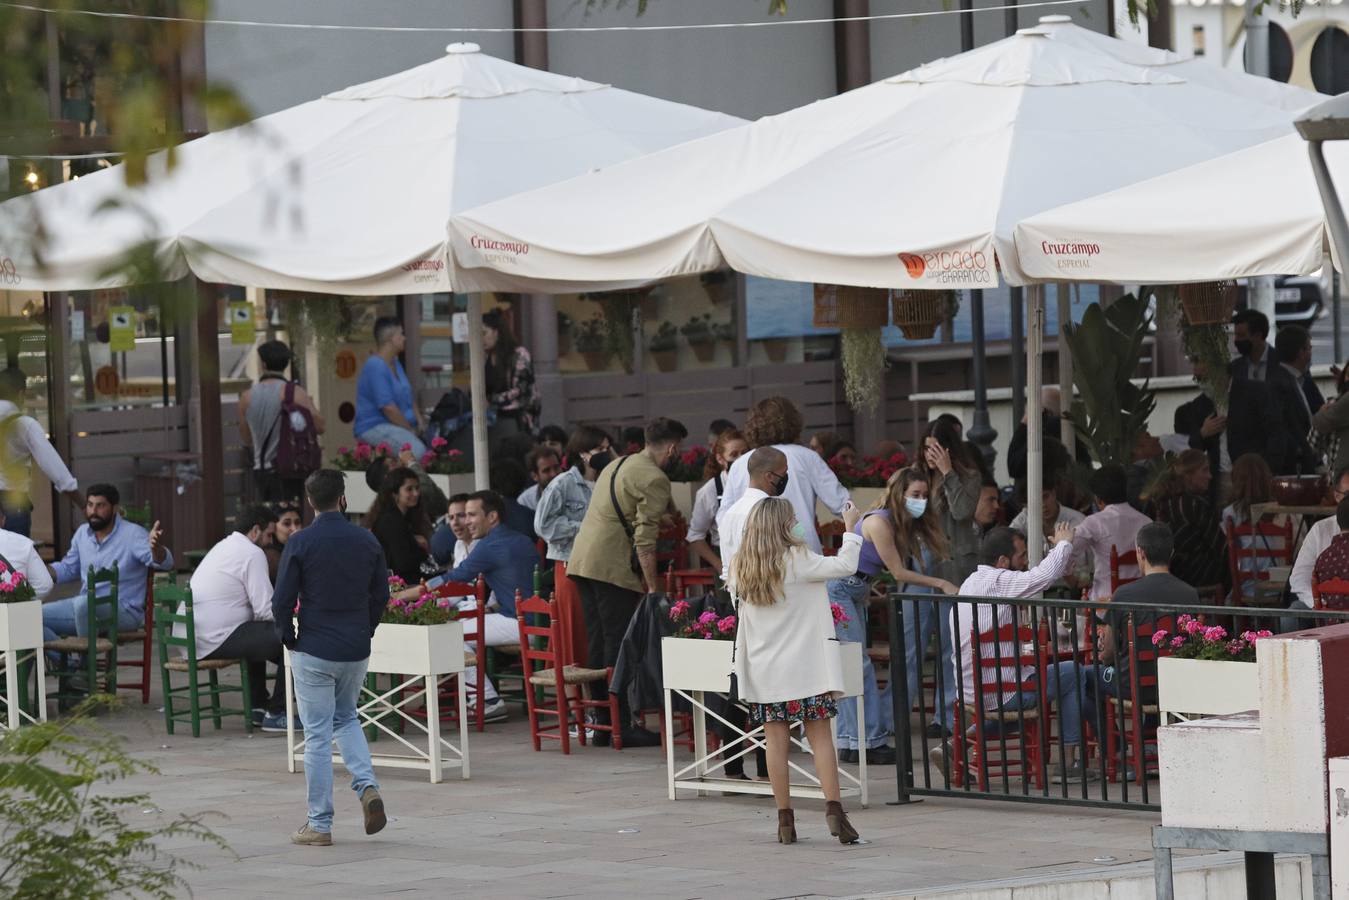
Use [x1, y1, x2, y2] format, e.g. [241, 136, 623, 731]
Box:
[1288, 467, 1349, 614]
[1072, 465, 1151, 602]
[1090, 523, 1198, 724]
[933, 524, 1096, 783]
[0, 506, 53, 600]
[44, 483, 173, 652]
[430, 493, 473, 568]
[1311, 497, 1349, 609]
[186, 505, 290, 731]
[405, 490, 536, 724]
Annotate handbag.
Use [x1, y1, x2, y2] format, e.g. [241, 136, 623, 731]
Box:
[608, 456, 643, 575]
[726, 589, 741, 704]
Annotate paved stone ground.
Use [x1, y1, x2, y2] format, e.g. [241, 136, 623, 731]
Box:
[74, 689, 1174, 900]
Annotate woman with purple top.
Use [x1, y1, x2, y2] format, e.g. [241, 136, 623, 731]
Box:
[828, 467, 960, 763]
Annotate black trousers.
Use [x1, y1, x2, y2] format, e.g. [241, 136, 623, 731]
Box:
[204, 621, 286, 715]
[571, 575, 641, 718]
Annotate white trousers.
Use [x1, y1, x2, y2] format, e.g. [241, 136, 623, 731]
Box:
[462, 611, 517, 704]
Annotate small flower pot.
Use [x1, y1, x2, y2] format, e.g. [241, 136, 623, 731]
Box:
[650, 349, 678, 372]
[0, 599, 42, 651]
[580, 350, 611, 371]
[762, 339, 789, 363]
[342, 471, 379, 516]
[688, 340, 716, 363]
[558, 332, 573, 357]
[369, 621, 466, 676]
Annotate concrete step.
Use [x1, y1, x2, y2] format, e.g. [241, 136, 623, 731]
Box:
[848, 851, 1314, 899]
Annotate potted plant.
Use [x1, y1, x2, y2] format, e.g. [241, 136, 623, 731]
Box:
[574, 314, 611, 372]
[372, 576, 465, 676]
[890, 289, 957, 340]
[1155, 616, 1270, 719]
[681, 314, 718, 362]
[1063, 292, 1157, 467]
[648, 321, 679, 372]
[332, 441, 394, 515]
[557, 310, 574, 357]
[701, 270, 734, 305]
[761, 338, 789, 363]
[419, 436, 475, 496]
[0, 561, 40, 654]
[1178, 281, 1238, 326]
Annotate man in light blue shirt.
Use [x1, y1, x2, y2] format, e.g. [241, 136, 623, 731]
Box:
[354, 316, 427, 457]
[44, 483, 174, 642]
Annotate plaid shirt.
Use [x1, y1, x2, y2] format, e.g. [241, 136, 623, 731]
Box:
[1313, 532, 1349, 610]
[952, 539, 1074, 704]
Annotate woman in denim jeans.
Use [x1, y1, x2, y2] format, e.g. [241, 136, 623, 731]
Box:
[829, 467, 960, 763]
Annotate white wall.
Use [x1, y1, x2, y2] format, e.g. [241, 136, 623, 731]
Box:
[205, 1, 514, 118]
[545, 0, 837, 119]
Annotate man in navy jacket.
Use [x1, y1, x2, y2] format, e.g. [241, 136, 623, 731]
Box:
[272, 469, 390, 847]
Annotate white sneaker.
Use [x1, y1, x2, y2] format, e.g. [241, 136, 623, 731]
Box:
[474, 699, 508, 723]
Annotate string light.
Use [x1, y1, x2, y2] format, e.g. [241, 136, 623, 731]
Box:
[0, 0, 1099, 35]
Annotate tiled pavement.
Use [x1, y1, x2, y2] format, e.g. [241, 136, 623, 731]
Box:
[79, 693, 1172, 899]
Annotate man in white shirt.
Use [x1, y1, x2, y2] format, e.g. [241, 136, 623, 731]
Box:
[517, 446, 561, 512]
[0, 507, 53, 599]
[716, 446, 787, 583]
[937, 523, 1096, 782]
[1290, 467, 1349, 611]
[186, 506, 287, 730]
[0, 368, 80, 537]
[1072, 465, 1152, 602]
[718, 397, 850, 555]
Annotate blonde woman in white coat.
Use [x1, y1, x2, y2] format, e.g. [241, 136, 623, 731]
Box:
[730, 496, 863, 845]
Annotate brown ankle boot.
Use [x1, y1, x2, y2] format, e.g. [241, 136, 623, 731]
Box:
[776, 808, 796, 844]
[825, 800, 859, 844]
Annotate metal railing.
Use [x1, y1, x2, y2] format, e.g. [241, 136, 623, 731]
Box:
[886, 591, 1349, 812]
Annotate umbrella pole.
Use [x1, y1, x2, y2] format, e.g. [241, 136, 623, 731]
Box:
[967, 289, 998, 474]
[1010, 287, 1027, 439]
[1057, 283, 1075, 458]
[1026, 285, 1045, 567]
[467, 293, 490, 491]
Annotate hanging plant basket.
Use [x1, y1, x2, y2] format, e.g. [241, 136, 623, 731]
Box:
[1178, 281, 1238, 326]
[812, 284, 889, 329]
[890, 290, 955, 340]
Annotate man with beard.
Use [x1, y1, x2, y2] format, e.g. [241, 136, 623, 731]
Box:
[44, 483, 173, 649]
[185, 505, 289, 731]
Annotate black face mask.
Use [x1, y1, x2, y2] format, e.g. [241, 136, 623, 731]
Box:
[1234, 339, 1253, 358]
[588, 452, 613, 474]
[768, 470, 790, 497]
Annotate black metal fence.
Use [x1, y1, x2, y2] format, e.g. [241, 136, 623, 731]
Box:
[885, 591, 1349, 812]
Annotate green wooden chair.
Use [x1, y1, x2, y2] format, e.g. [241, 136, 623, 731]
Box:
[121, 502, 152, 528]
[43, 563, 121, 708]
[152, 582, 253, 737]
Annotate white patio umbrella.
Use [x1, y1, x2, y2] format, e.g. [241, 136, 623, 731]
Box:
[447, 21, 1316, 558]
[0, 43, 743, 489]
[1014, 132, 1349, 283]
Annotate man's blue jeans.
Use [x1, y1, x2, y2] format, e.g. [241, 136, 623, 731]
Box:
[994, 660, 1090, 746]
[43, 597, 143, 666]
[828, 576, 891, 750]
[357, 423, 427, 458]
[901, 595, 957, 730]
[290, 651, 379, 834]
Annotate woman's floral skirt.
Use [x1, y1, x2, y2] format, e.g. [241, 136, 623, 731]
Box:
[747, 693, 838, 725]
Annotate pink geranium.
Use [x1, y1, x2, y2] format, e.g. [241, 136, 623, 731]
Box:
[431, 436, 448, 449]
[669, 600, 691, 621]
[717, 615, 737, 634]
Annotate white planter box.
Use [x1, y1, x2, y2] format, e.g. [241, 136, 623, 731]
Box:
[431, 473, 476, 498]
[661, 637, 864, 697]
[343, 470, 476, 516]
[368, 621, 466, 676]
[1158, 656, 1259, 719]
[0, 600, 42, 651]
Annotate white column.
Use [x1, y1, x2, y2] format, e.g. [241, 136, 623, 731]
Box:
[467, 294, 490, 491]
[1027, 285, 1045, 566]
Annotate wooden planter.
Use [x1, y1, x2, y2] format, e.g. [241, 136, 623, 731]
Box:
[891, 290, 954, 340]
[0, 600, 42, 652]
[688, 340, 716, 362]
[1178, 281, 1238, 326]
[650, 349, 678, 372]
[369, 621, 466, 677]
[1157, 657, 1259, 720]
[580, 350, 611, 371]
[813, 284, 889, 329]
[762, 339, 789, 363]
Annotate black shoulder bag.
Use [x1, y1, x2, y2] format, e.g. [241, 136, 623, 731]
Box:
[608, 456, 643, 575]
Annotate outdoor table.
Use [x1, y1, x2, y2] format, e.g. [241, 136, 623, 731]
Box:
[660, 637, 868, 806]
[281, 622, 470, 784]
[1249, 503, 1334, 547]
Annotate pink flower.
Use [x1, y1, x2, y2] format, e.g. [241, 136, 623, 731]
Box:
[830, 602, 851, 626]
[0, 582, 14, 593]
[11, 571, 24, 585]
[703, 631, 714, 640]
[697, 610, 719, 626]
[421, 451, 436, 468]
[1151, 630, 1169, 647]
[1254, 630, 1273, 640]
[431, 436, 448, 449]
[388, 574, 407, 588]
[401, 443, 412, 452]
[448, 449, 463, 458]
[1184, 618, 1204, 636]
[375, 442, 391, 455]
[354, 444, 372, 462]
[670, 600, 690, 621]
[1227, 640, 1246, 655]
[1170, 636, 1186, 649]
[337, 446, 349, 456]
[1202, 626, 1227, 643]
[717, 616, 737, 633]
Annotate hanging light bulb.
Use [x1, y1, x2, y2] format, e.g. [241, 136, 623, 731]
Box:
[23, 170, 39, 187]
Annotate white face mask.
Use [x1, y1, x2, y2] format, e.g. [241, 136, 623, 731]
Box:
[789, 521, 807, 541]
[904, 497, 928, 519]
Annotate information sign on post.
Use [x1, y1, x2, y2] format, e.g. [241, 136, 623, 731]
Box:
[109, 307, 136, 352]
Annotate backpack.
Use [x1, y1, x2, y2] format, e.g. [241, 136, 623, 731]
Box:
[267, 381, 321, 480]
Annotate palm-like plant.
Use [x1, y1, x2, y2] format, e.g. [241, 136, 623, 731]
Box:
[1063, 292, 1157, 468]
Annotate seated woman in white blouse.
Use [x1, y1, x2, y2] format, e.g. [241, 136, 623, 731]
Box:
[730, 496, 862, 846]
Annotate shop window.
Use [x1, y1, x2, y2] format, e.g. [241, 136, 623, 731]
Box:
[1311, 27, 1349, 95]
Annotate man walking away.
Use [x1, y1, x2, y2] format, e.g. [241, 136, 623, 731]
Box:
[238, 340, 324, 504]
[272, 469, 389, 846]
[0, 367, 80, 536]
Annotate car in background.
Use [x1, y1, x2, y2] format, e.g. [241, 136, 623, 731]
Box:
[1234, 274, 1325, 328]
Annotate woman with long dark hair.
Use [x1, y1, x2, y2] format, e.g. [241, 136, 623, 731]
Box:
[363, 466, 432, 584]
[731, 496, 863, 845]
[1222, 452, 1284, 601]
[687, 427, 749, 572]
[915, 417, 982, 583]
[1147, 449, 1228, 593]
[483, 308, 540, 441]
[264, 501, 304, 583]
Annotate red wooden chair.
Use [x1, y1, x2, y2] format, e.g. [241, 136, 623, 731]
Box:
[1104, 614, 1174, 783]
[655, 515, 688, 573]
[1226, 516, 1294, 605]
[950, 619, 1045, 791]
[116, 578, 155, 704]
[1312, 578, 1349, 611]
[1109, 546, 1140, 596]
[516, 592, 621, 754]
[664, 567, 718, 598]
[401, 576, 485, 732]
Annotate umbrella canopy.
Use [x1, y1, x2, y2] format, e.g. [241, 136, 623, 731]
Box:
[0, 43, 744, 293]
[448, 20, 1318, 294]
[1014, 133, 1349, 284]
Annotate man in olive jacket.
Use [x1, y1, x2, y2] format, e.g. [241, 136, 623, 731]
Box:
[568, 417, 687, 746]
